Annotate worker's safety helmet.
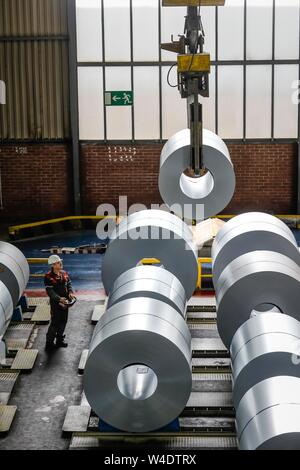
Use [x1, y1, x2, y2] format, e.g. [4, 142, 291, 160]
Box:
[48, 254, 63, 266]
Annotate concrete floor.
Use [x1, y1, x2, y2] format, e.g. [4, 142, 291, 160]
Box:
[0, 300, 96, 450]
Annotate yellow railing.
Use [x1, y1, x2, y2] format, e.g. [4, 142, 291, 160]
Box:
[9, 215, 118, 237]
[28, 257, 214, 289]
[11, 214, 300, 237]
[141, 257, 213, 290]
[197, 257, 213, 290]
[27, 258, 48, 264]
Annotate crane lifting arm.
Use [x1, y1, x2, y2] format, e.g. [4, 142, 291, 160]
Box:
[161, 0, 225, 176]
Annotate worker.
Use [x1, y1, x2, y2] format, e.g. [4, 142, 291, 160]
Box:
[44, 255, 75, 351]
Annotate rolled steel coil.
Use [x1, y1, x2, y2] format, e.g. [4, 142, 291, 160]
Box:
[158, 129, 235, 222]
[236, 376, 300, 450]
[107, 265, 187, 317]
[215, 250, 300, 349]
[84, 297, 192, 432]
[102, 210, 198, 299]
[212, 212, 300, 282]
[231, 313, 300, 408]
[0, 282, 14, 339]
[0, 242, 29, 339]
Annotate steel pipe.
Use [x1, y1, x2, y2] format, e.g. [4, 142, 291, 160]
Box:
[159, 129, 235, 222]
[231, 313, 300, 408]
[84, 297, 192, 432]
[236, 376, 300, 450]
[215, 251, 300, 349]
[107, 265, 187, 316]
[212, 212, 300, 281]
[102, 210, 198, 299]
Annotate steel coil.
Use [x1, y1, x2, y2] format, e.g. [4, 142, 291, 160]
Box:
[0, 242, 29, 285]
[0, 242, 29, 341]
[231, 312, 300, 362]
[232, 313, 300, 407]
[212, 212, 299, 281]
[0, 281, 14, 338]
[102, 210, 198, 299]
[84, 297, 192, 432]
[215, 251, 300, 349]
[107, 265, 187, 316]
[236, 376, 300, 450]
[159, 129, 235, 222]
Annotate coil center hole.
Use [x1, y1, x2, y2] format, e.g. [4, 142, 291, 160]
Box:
[251, 303, 281, 317]
[117, 364, 158, 401]
[180, 167, 214, 199]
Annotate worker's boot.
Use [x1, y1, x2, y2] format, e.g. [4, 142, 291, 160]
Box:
[55, 335, 68, 348]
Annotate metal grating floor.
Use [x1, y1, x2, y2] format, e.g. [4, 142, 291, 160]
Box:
[192, 357, 231, 368]
[4, 323, 35, 351]
[11, 349, 38, 371]
[69, 433, 237, 450]
[0, 405, 17, 433]
[187, 391, 233, 408]
[187, 311, 216, 320]
[63, 406, 92, 433]
[192, 374, 232, 392]
[189, 323, 219, 338]
[188, 297, 216, 307]
[179, 416, 235, 431]
[0, 372, 19, 405]
[31, 305, 51, 323]
[27, 297, 49, 307]
[192, 337, 227, 353]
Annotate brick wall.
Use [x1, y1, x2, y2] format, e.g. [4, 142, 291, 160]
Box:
[81, 142, 298, 216]
[0, 141, 297, 225]
[0, 144, 72, 224]
[226, 143, 298, 214]
[80, 144, 163, 214]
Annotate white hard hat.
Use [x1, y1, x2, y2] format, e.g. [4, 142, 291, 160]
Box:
[48, 255, 63, 265]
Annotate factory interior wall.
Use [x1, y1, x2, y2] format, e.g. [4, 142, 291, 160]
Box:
[0, 141, 297, 224]
[0, 143, 73, 223]
[81, 142, 298, 216]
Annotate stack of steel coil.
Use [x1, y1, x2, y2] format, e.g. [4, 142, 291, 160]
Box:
[212, 213, 300, 449]
[0, 242, 29, 359]
[84, 210, 198, 432]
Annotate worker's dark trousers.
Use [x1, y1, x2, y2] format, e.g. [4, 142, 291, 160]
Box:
[46, 307, 69, 344]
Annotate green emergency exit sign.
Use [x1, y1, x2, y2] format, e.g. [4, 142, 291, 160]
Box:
[105, 91, 133, 106]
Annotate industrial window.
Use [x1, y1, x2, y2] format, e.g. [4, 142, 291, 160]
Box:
[76, 0, 300, 143]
